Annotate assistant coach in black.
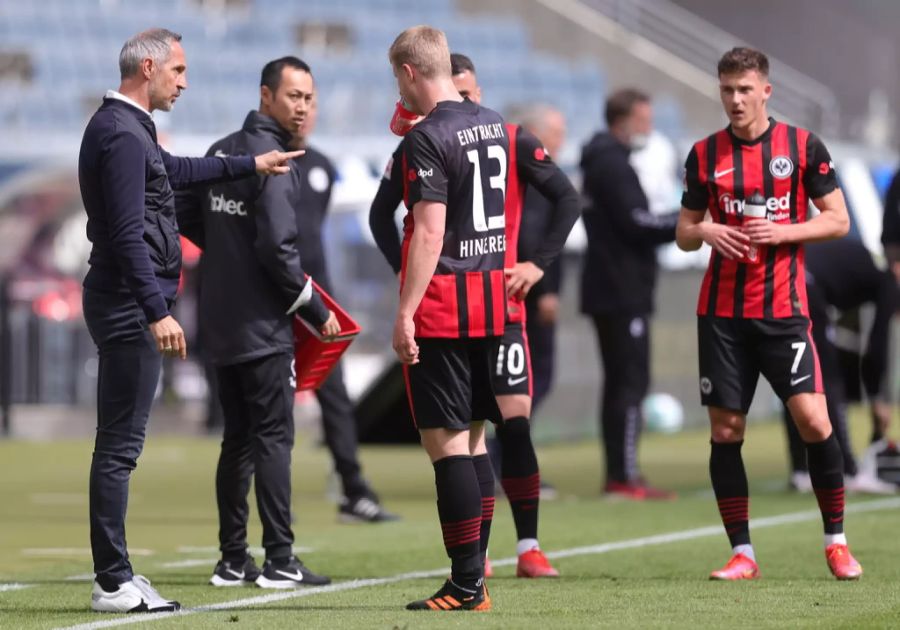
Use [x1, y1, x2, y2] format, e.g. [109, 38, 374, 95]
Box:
[78, 29, 300, 613]
[291, 92, 398, 523]
[580, 88, 679, 499]
[178, 56, 338, 590]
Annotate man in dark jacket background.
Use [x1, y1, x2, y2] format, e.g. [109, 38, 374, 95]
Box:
[178, 56, 339, 590]
[579, 88, 679, 500]
[78, 28, 300, 613]
[291, 91, 398, 523]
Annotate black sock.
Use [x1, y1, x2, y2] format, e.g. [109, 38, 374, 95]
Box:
[806, 433, 845, 535]
[497, 416, 540, 542]
[472, 454, 495, 564]
[710, 440, 750, 547]
[433, 455, 482, 589]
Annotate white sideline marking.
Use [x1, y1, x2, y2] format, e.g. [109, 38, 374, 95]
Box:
[65, 574, 96, 582]
[158, 559, 217, 569]
[54, 497, 900, 630]
[23, 548, 154, 557]
[176, 546, 222, 554]
[0, 583, 34, 592]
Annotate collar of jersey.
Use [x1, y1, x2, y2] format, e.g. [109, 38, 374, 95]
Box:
[727, 117, 776, 146]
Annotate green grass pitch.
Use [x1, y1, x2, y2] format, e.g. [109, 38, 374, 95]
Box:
[1, 411, 899, 629]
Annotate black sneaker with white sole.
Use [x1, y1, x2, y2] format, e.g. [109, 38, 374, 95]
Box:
[209, 554, 262, 587]
[339, 495, 401, 523]
[255, 556, 331, 588]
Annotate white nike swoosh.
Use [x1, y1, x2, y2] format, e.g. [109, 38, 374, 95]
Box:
[274, 569, 304, 581]
[225, 569, 245, 579]
[790, 375, 811, 386]
[507, 376, 528, 386]
[713, 167, 735, 179]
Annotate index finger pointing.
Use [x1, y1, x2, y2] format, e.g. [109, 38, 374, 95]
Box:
[282, 150, 305, 160]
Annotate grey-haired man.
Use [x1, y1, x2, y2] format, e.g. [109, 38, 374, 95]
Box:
[78, 28, 300, 612]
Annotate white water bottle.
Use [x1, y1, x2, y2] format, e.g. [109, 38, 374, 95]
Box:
[741, 190, 767, 264]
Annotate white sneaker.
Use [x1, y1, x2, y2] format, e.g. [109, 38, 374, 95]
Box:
[847, 471, 898, 495]
[91, 575, 181, 613]
[790, 471, 813, 493]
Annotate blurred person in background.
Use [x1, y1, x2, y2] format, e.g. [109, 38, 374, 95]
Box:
[781, 238, 898, 495]
[882, 164, 900, 282]
[290, 90, 399, 523]
[78, 29, 299, 613]
[579, 88, 679, 500]
[677, 47, 860, 581]
[369, 53, 580, 579]
[492, 102, 570, 503]
[516, 106, 569, 421]
[177, 56, 338, 590]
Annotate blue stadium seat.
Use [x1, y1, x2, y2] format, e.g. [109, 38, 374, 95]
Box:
[0, 0, 614, 141]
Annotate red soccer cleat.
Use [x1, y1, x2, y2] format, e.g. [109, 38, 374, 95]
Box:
[709, 553, 760, 581]
[484, 556, 493, 578]
[826, 544, 862, 580]
[516, 548, 560, 578]
[604, 480, 677, 501]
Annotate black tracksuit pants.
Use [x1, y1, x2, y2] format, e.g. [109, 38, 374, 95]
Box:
[83, 288, 163, 589]
[591, 313, 650, 483]
[215, 351, 296, 562]
[315, 361, 368, 499]
[525, 298, 556, 411]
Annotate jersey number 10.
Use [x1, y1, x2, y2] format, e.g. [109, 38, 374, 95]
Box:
[467, 145, 507, 233]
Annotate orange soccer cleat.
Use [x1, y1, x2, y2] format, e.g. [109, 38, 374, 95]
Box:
[516, 548, 560, 578]
[475, 581, 491, 611]
[826, 544, 863, 580]
[406, 579, 490, 611]
[709, 553, 760, 581]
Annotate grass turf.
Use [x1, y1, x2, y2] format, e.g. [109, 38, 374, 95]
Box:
[1, 410, 898, 629]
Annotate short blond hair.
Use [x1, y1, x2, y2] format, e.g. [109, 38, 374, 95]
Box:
[388, 25, 451, 79]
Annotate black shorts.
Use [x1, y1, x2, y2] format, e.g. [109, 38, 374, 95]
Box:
[491, 320, 532, 397]
[403, 337, 502, 431]
[698, 315, 823, 414]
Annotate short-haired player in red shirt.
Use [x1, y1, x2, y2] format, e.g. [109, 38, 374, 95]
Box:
[676, 47, 862, 581]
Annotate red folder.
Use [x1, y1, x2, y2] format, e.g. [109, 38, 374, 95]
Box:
[292, 280, 360, 391]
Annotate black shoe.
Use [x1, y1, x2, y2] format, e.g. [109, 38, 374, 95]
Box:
[339, 495, 401, 523]
[406, 578, 490, 611]
[209, 554, 262, 587]
[255, 556, 331, 589]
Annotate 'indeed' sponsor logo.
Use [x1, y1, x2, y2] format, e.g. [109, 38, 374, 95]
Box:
[209, 191, 247, 216]
[718, 192, 791, 216]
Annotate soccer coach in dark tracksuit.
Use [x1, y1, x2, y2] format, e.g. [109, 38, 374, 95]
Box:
[177, 56, 338, 590]
[78, 29, 301, 613]
[580, 88, 679, 500]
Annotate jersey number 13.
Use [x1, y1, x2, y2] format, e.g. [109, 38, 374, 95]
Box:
[466, 145, 507, 233]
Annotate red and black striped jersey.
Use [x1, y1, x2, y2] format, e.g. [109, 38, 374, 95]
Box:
[681, 118, 839, 319]
[401, 99, 509, 338]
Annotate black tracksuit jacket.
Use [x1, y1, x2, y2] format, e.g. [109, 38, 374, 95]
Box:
[177, 111, 328, 366]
